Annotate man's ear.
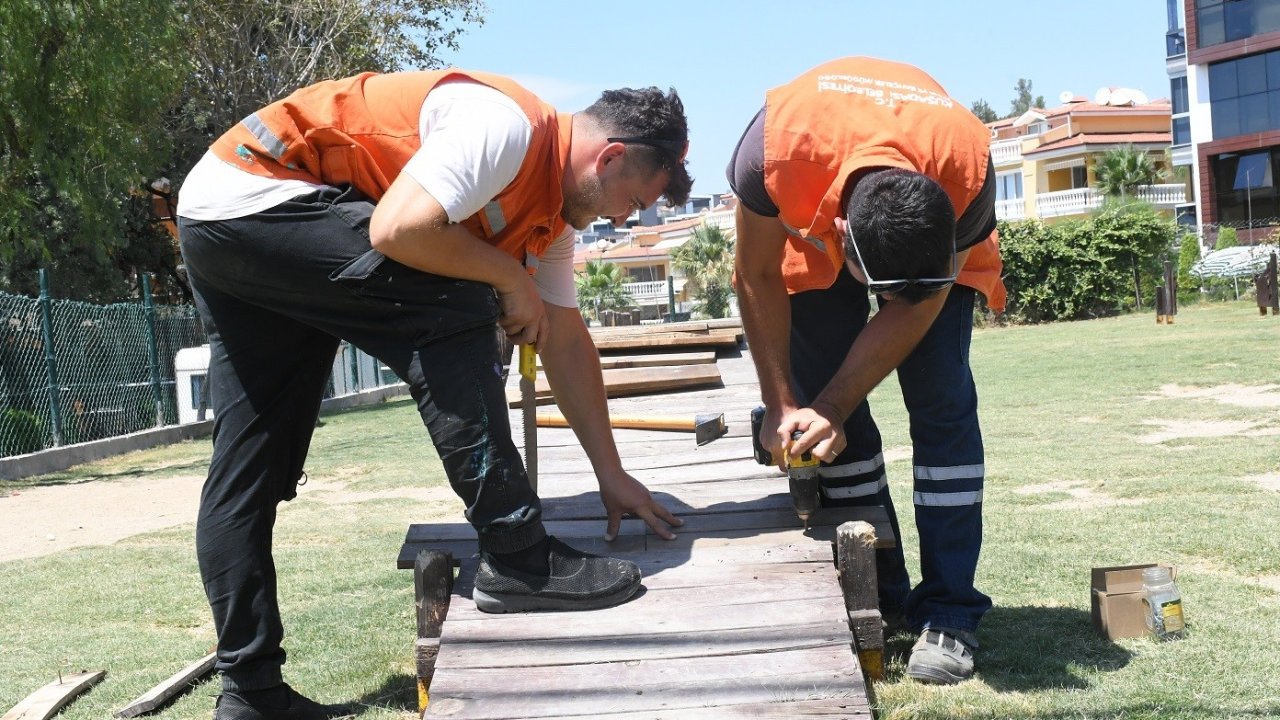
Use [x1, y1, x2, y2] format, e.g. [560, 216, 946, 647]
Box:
[595, 141, 627, 178]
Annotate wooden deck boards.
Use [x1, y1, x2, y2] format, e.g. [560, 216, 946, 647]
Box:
[409, 347, 877, 719]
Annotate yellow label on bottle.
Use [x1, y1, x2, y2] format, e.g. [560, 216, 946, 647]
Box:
[1161, 600, 1185, 632]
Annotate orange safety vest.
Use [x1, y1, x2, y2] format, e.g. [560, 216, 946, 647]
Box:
[209, 70, 569, 264]
[763, 57, 1006, 311]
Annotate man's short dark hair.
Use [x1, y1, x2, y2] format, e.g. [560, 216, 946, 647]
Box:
[843, 168, 955, 304]
[582, 87, 693, 207]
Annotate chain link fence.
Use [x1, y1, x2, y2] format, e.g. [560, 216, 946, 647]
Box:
[1, 271, 399, 459]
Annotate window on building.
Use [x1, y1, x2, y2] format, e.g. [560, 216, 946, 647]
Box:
[996, 172, 1023, 201]
[1173, 116, 1192, 145]
[1196, 0, 1280, 48]
[1208, 49, 1280, 139]
[1171, 76, 1189, 115]
[1072, 165, 1088, 190]
[1213, 150, 1280, 225]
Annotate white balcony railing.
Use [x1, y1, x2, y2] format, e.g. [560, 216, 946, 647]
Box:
[1035, 184, 1187, 219]
[623, 280, 668, 298]
[995, 198, 1026, 221]
[990, 138, 1023, 167]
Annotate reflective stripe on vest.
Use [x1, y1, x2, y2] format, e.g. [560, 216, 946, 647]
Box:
[242, 113, 289, 160]
[483, 201, 507, 235]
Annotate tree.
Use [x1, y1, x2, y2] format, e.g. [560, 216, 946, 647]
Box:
[1009, 78, 1045, 117]
[166, 0, 486, 186]
[0, 0, 185, 300]
[969, 99, 998, 123]
[575, 261, 635, 322]
[671, 223, 735, 318]
[1095, 145, 1164, 200]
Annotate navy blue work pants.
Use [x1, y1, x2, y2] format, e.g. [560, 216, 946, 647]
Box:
[177, 187, 544, 690]
[789, 267, 991, 633]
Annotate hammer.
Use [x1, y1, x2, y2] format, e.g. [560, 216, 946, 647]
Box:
[536, 411, 727, 446]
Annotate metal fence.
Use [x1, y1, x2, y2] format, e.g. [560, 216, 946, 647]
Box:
[1, 270, 398, 459]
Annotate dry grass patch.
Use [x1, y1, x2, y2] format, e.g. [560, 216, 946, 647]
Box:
[1135, 419, 1262, 444]
[1143, 383, 1280, 408]
[1013, 480, 1145, 510]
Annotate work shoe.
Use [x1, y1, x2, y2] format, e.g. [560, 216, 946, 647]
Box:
[906, 627, 978, 685]
[474, 536, 642, 613]
[212, 684, 354, 720]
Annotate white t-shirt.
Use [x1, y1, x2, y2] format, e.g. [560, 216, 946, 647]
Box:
[176, 80, 577, 307]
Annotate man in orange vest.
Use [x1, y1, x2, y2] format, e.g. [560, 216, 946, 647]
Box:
[729, 57, 1004, 685]
[176, 70, 691, 718]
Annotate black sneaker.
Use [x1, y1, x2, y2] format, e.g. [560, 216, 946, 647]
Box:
[213, 683, 354, 719]
[473, 536, 642, 613]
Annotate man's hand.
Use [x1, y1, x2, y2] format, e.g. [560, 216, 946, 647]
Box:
[778, 403, 846, 463]
[598, 471, 683, 542]
[496, 274, 547, 347]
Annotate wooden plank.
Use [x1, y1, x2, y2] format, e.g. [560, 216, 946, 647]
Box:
[435, 617, 851, 669]
[424, 645, 865, 719]
[116, 653, 216, 718]
[4, 672, 105, 720]
[590, 333, 740, 352]
[505, 364, 722, 407]
[585, 698, 872, 719]
[590, 351, 716, 369]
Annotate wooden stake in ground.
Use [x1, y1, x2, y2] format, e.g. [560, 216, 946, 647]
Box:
[116, 653, 217, 718]
[3, 671, 105, 720]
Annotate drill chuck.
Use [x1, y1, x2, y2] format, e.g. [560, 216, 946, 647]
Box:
[786, 431, 821, 528]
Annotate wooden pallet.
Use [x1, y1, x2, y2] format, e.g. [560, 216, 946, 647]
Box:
[404, 348, 893, 718]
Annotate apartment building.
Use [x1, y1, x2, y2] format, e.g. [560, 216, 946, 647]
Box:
[1171, 0, 1280, 243]
[989, 94, 1184, 223]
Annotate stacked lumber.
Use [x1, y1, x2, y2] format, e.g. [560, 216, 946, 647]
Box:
[506, 319, 743, 407]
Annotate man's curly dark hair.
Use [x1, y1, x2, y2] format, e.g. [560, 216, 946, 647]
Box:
[582, 87, 693, 206]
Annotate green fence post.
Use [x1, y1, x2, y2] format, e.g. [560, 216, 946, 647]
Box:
[141, 273, 165, 426]
[38, 269, 64, 446]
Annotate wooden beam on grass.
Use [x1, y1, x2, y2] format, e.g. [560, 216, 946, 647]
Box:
[116, 653, 216, 718]
[3, 671, 105, 720]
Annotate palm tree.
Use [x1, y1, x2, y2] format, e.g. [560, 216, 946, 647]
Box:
[575, 260, 635, 323]
[671, 223, 735, 318]
[1095, 145, 1165, 200]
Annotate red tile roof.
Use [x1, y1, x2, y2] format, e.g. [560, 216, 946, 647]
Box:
[1023, 131, 1173, 156]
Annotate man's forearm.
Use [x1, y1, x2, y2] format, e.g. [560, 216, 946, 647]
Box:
[737, 273, 798, 410]
[539, 310, 624, 478]
[813, 289, 950, 420]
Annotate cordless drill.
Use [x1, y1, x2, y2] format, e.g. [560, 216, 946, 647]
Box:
[750, 406, 821, 528]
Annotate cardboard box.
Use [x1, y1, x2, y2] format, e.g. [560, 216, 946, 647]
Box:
[1090, 564, 1177, 640]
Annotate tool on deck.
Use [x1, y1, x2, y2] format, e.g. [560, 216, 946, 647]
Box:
[536, 411, 726, 446]
[751, 406, 822, 528]
[519, 344, 538, 493]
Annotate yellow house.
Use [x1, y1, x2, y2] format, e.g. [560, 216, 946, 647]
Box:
[990, 91, 1187, 222]
[573, 199, 737, 319]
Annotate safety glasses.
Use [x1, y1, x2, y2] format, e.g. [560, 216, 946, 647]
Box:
[844, 224, 958, 295]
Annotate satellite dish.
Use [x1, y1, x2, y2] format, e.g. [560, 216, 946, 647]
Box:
[1094, 87, 1112, 105]
[1131, 90, 1149, 105]
[1059, 90, 1074, 104]
[1110, 88, 1134, 106]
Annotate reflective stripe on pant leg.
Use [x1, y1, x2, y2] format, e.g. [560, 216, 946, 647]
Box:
[913, 463, 985, 506]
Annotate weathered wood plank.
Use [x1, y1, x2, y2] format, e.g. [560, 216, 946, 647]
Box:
[424, 645, 864, 719]
[505, 364, 722, 407]
[435, 617, 851, 669]
[3, 672, 105, 720]
[589, 333, 741, 352]
[584, 697, 872, 719]
[116, 654, 215, 718]
[587, 351, 717, 369]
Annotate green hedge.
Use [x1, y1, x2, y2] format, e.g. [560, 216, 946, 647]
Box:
[998, 202, 1180, 323]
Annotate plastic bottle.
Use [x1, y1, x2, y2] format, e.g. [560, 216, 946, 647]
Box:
[1141, 566, 1185, 640]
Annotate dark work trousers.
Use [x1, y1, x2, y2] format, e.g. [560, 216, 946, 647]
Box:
[789, 267, 991, 633]
[178, 186, 545, 691]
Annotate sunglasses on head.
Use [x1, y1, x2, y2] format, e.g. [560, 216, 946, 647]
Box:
[607, 136, 688, 160]
[844, 224, 958, 295]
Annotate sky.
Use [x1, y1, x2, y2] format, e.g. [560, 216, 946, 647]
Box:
[441, 0, 1173, 198]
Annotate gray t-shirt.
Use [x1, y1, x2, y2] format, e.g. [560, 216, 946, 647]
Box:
[726, 106, 997, 251]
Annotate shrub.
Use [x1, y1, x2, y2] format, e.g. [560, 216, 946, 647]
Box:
[1215, 226, 1239, 250]
[1, 408, 46, 456]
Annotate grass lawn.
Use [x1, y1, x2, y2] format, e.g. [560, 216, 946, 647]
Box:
[2, 301, 1278, 719]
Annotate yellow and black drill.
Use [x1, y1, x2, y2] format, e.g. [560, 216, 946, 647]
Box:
[751, 406, 821, 528]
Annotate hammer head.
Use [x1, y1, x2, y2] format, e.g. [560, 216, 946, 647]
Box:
[693, 412, 727, 446]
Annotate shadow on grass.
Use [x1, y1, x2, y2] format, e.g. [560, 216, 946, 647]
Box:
[8, 459, 210, 488]
[975, 605, 1132, 691]
[352, 671, 418, 715]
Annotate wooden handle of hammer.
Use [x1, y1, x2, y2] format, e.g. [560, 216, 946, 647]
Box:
[536, 413, 696, 432]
